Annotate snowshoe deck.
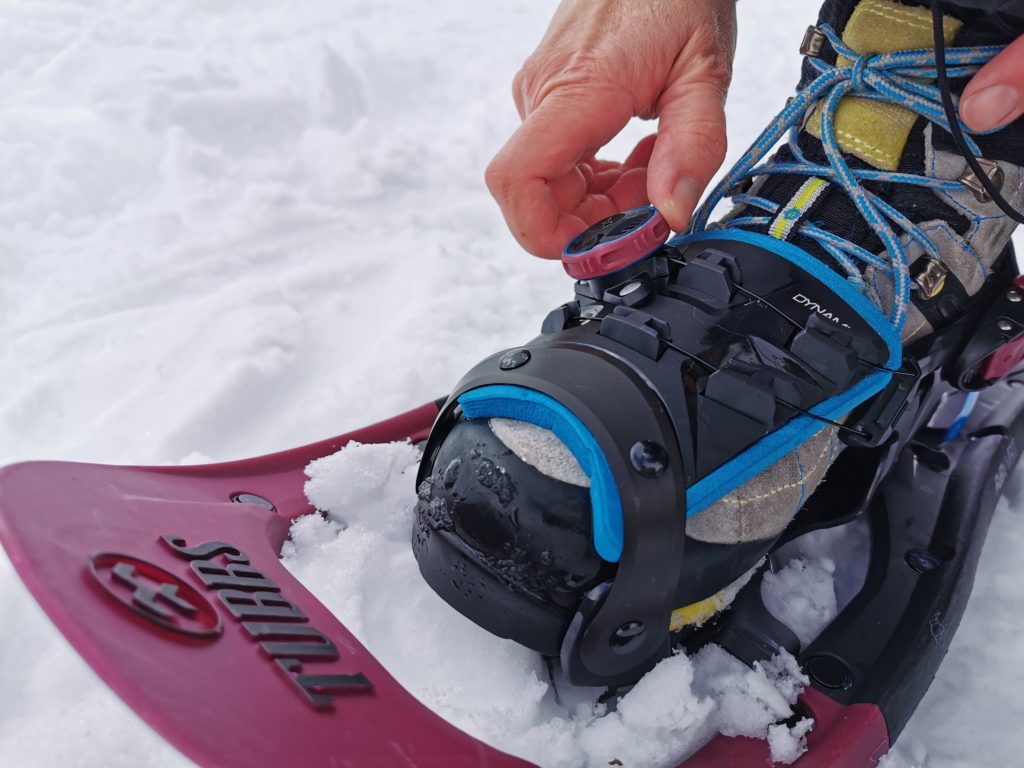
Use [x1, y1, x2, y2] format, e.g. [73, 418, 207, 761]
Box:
[4, 379, 1021, 766]
[0, 402, 530, 768]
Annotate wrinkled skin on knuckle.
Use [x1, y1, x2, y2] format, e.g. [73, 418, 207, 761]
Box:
[687, 46, 734, 100]
[623, 2, 737, 119]
[704, 0, 739, 62]
[516, 0, 737, 117]
[674, 8, 736, 95]
[512, 57, 544, 112]
[520, 51, 618, 115]
[687, 113, 729, 165]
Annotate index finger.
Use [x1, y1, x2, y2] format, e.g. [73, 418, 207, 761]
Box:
[961, 34, 1024, 132]
[485, 85, 634, 257]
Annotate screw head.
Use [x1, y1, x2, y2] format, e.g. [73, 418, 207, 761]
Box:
[905, 548, 951, 573]
[610, 620, 647, 654]
[805, 655, 853, 691]
[230, 493, 275, 512]
[1008, 290, 1022, 303]
[499, 349, 531, 370]
[630, 441, 669, 478]
[997, 319, 1014, 334]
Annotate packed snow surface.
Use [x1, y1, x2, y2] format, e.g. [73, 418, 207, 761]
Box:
[290, 440, 810, 767]
[1, 0, 1023, 766]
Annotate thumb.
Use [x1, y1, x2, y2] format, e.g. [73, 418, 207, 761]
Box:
[961, 34, 1024, 133]
[647, 78, 729, 232]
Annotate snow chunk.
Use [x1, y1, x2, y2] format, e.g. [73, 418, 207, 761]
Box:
[283, 439, 814, 768]
[762, 557, 839, 647]
[768, 717, 814, 764]
[304, 439, 421, 536]
[692, 645, 807, 739]
[759, 650, 810, 705]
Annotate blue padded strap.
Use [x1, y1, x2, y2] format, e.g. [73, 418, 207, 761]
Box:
[685, 369, 889, 514]
[458, 385, 624, 562]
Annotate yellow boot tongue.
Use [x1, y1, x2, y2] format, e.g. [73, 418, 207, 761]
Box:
[805, 0, 961, 170]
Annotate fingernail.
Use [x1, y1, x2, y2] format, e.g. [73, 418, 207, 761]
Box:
[962, 84, 1022, 132]
[665, 176, 702, 228]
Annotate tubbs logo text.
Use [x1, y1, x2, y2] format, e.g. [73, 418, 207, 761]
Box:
[792, 293, 851, 328]
[157, 535, 372, 709]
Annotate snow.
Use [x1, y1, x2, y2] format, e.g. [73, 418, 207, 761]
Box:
[289, 440, 808, 768]
[768, 718, 814, 765]
[0, 0, 1022, 766]
[762, 557, 840, 648]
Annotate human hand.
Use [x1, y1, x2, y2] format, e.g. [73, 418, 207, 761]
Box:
[486, 0, 737, 258]
[961, 33, 1024, 132]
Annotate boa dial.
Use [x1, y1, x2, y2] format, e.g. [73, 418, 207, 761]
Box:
[561, 206, 670, 280]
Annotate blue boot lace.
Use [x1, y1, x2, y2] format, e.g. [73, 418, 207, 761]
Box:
[687, 24, 1005, 337]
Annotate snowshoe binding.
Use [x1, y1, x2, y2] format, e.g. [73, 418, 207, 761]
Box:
[413, 0, 1024, 746]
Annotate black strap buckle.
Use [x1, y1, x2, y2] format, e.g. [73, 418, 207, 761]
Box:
[842, 360, 923, 448]
[950, 275, 1024, 389]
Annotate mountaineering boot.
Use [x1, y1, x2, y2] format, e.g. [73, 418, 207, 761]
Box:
[414, 0, 1024, 685]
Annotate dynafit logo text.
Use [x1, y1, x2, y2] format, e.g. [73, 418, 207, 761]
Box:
[792, 293, 851, 328]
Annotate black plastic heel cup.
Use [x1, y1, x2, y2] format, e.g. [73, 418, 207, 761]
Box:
[417, 237, 891, 686]
[419, 345, 687, 686]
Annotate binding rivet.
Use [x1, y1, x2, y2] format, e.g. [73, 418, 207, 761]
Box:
[998, 319, 1014, 334]
[911, 258, 948, 300]
[231, 493, 275, 512]
[959, 158, 1004, 204]
[499, 349, 531, 370]
[800, 26, 826, 58]
[806, 655, 853, 690]
[630, 441, 669, 478]
[611, 621, 647, 654]
[905, 549, 942, 573]
[1008, 290, 1022, 303]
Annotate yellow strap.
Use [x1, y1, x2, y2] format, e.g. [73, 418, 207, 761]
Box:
[670, 593, 729, 632]
[805, 0, 962, 171]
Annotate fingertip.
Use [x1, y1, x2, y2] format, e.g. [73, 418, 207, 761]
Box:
[646, 86, 727, 226]
[960, 36, 1024, 132]
[961, 84, 1022, 133]
[514, 230, 564, 260]
[578, 161, 595, 189]
[652, 175, 701, 232]
[513, 209, 589, 260]
[535, 214, 589, 261]
[607, 165, 650, 211]
[624, 134, 658, 170]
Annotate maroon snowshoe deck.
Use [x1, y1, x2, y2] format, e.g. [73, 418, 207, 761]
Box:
[0, 401, 888, 767]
